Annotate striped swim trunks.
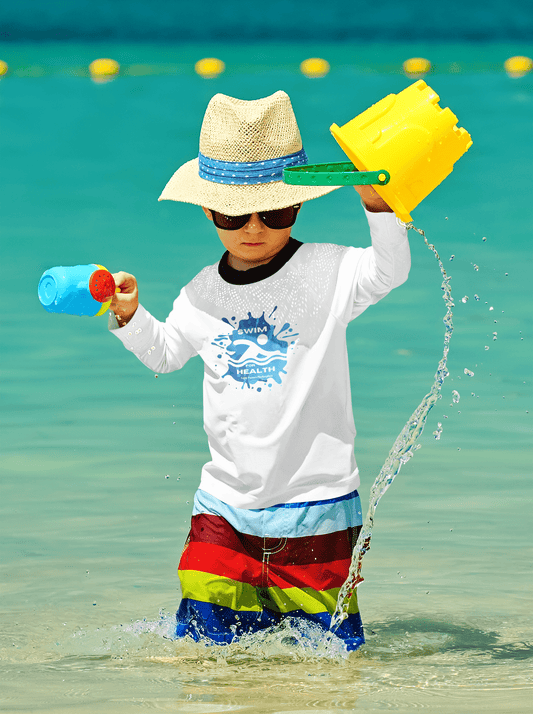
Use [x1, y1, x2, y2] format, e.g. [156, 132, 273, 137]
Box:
[175, 488, 364, 651]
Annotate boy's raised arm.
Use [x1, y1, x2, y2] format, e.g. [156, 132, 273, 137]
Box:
[333, 192, 410, 325]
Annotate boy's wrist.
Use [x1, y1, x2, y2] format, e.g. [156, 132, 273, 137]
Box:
[355, 185, 393, 213]
[114, 308, 137, 327]
[116, 314, 131, 327]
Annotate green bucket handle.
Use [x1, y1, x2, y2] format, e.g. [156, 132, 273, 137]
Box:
[283, 161, 390, 187]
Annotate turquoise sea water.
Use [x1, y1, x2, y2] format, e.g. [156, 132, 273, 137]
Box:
[1, 42, 532, 713]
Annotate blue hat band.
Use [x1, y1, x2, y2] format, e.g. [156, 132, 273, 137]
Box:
[198, 148, 308, 185]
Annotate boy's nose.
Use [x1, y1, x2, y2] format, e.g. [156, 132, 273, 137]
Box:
[244, 213, 264, 232]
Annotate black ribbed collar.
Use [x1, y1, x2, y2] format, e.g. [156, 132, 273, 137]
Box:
[218, 237, 303, 285]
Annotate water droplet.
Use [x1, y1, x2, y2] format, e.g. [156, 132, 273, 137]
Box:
[452, 390, 461, 403]
[464, 368, 474, 377]
[474, 294, 480, 301]
[461, 296, 469, 303]
[473, 264, 479, 271]
[432, 422, 443, 440]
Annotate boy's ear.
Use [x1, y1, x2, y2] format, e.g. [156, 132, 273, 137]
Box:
[202, 207, 213, 221]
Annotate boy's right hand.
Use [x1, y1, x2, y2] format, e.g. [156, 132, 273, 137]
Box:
[107, 271, 139, 326]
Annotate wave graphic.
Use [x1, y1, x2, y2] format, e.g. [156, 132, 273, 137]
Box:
[228, 354, 286, 371]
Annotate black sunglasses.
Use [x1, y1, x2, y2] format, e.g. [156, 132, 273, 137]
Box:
[211, 204, 301, 231]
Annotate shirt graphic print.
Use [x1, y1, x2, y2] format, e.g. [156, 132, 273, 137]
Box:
[211, 308, 298, 390]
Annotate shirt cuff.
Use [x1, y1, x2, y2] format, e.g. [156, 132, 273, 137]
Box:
[108, 304, 154, 352]
[362, 202, 409, 242]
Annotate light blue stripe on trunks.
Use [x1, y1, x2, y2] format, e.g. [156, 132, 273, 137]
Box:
[192, 489, 362, 539]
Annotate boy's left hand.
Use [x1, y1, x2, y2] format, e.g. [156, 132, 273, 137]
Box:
[354, 185, 393, 213]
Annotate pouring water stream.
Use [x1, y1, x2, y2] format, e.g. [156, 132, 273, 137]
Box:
[330, 223, 456, 635]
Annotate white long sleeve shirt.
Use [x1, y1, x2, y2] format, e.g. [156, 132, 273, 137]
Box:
[111, 208, 410, 509]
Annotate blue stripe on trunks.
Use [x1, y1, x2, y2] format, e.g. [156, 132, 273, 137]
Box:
[176, 599, 364, 651]
[192, 489, 363, 539]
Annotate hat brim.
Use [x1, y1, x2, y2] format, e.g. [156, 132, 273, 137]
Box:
[158, 158, 341, 215]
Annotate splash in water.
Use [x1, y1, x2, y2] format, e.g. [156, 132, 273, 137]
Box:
[330, 223, 455, 636]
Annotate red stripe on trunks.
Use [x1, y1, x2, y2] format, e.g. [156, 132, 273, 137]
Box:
[179, 540, 352, 591]
[188, 513, 355, 565]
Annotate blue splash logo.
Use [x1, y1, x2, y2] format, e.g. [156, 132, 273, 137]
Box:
[212, 309, 297, 389]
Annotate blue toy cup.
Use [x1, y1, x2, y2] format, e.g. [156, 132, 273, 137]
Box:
[38, 264, 115, 316]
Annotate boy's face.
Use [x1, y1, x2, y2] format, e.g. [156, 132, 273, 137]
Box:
[203, 207, 295, 271]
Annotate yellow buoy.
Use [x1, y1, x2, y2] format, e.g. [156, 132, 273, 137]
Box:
[89, 58, 120, 83]
[195, 58, 225, 79]
[504, 55, 533, 78]
[300, 57, 330, 78]
[0, 60, 8, 77]
[403, 57, 431, 78]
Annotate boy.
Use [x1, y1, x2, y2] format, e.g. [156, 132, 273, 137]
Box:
[107, 91, 410, 650]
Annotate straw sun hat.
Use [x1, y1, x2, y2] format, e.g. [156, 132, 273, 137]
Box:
[158, 90, 340, 215]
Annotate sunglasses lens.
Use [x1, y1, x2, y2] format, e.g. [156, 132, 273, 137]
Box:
[211, 205, 300, 230]
[212, 211, 250, 230]
[260, 205, 300, 229]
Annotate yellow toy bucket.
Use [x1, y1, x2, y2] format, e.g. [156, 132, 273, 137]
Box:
[330, 80, 473, 222]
